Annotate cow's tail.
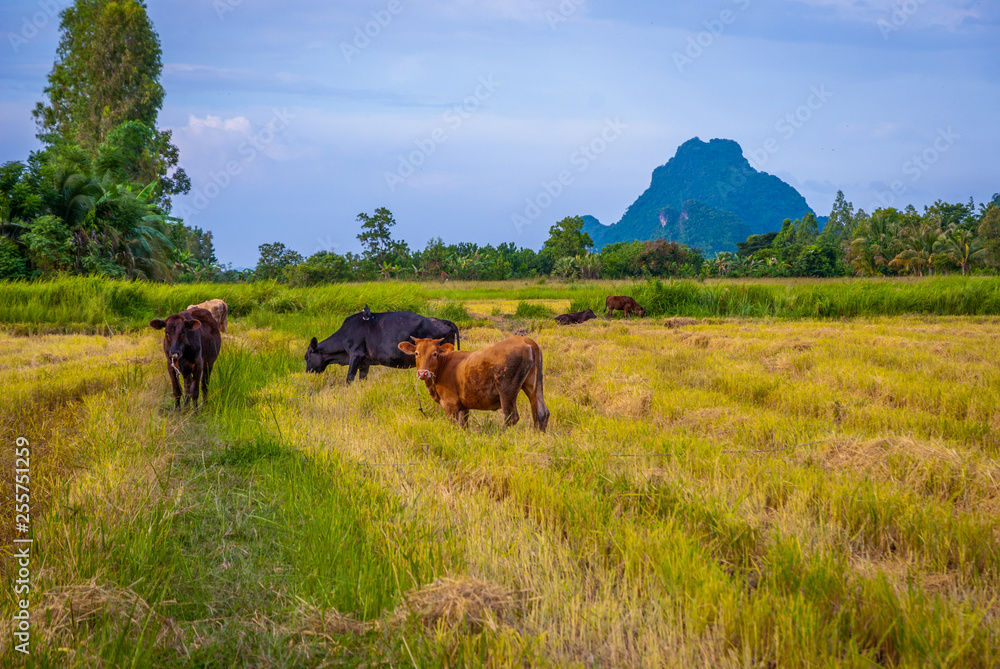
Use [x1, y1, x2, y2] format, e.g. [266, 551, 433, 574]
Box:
[531, 341, 549, 431]
[455, 325, 461, 350]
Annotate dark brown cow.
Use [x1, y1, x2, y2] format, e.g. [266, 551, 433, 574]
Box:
[605, 295, 646, 318]
[187, 299, 228, 333]
[398, 336, 549, 432]
[150, 307, 222, 409]
[554, 308, 597, 325]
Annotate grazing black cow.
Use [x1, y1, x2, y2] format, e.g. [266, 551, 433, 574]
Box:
[306, 305, 460, 382]
[555, 308, 597, 325]
[150, 307, 222, 409]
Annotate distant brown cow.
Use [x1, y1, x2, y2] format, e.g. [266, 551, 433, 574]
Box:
[398, 336, 549, 431]
[186, 299, 228, 332]
[150, 307, 222, 409]
[605, 295, 646, 318]
[555, 308, 597, 325]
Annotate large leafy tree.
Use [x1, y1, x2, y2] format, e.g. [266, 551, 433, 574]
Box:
[542, 215, 593, 262]
[32, 0, 188, 207]
[357, 207, 409, 271]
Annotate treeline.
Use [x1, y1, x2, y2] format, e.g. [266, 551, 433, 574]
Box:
[708, 192, 1000, 278]
[250, 210, 705, 285]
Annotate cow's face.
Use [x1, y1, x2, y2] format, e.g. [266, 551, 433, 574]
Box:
[397, 337, 453, 381]
[583, 309, 596, 319]
[637, 305, 647, 317]
[151, 315, 202, 360]
[361, 304, 373, 321]
[305, 337, 327, 373]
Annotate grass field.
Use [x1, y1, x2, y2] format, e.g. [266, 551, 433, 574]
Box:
[2, 278, 999, 667]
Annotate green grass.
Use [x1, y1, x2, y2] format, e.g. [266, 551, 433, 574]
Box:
[4, 276, 1000, 335]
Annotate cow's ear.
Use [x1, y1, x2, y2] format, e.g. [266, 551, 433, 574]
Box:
[150, 319, 166, 330]
[186, 319, 202, 331]
[439, 343, 454, 354]
[308, 337, 318, 350]
[398, 342, 416, 355]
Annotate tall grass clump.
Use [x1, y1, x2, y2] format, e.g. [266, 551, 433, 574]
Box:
[513, 301, 555, 318]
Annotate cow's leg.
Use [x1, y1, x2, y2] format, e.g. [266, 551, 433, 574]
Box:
[201, 361, 212, 405]
[183, 373, 194, 408]
[521, 359, 549, 432]
[358, 360, 371, 380]
[346, 354, 362, 384]
[191, 361, 203, 408]
[499, 391, 520, 427]
[168, 362, 182, 409]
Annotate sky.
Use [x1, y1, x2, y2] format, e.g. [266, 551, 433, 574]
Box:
[1, 0, 998, 267]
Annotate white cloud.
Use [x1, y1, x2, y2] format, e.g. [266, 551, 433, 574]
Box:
[185, 114, 252, 134]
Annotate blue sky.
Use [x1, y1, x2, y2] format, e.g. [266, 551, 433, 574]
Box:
[2, 0, 998, 267]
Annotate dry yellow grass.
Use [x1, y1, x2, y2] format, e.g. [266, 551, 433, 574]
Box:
[4, 311, 1000, 667]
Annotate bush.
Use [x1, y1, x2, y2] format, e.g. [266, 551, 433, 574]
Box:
[514, 301, 554, 318]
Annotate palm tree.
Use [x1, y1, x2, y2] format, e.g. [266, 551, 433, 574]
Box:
[890, 220, 943, 277]
[850, 209, 899, 275]
[935, 224, 985, 276]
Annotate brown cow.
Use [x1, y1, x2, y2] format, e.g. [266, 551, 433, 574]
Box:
[150, 307, 222, 409]
[398, 336, 549, 432]
[186, 299, 228, 332]
[605, 295, 646, 318]
[554, 308, 597, 325]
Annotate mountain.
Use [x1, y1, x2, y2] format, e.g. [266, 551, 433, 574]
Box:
[584, 137, 819, 255]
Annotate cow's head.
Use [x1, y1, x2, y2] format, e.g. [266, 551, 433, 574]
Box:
[583, 309, 596, 319]
[397, 337, 453, 381]
[151, 314, 202, 361]
[304, 337, 329, 373]
[305, 337, 349, 373]
[361, 304, 373, 321]
[637, 305, 647, 317]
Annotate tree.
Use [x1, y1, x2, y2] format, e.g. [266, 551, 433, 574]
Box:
[935, 225, 984, 276]
[977, 205, 1000, 270]
[256, 242, 303, 281]
[890, 221, 943, 277]
[356, 207, 400, 270]
[849, 209, 900, 276]
[33, 1, 188, 207]
[542, 215, 592, 262]
[820, 190, 853, 247]
[796, 213, 819, 245]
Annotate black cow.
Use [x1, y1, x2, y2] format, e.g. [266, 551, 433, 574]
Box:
[555, 309, 596, 325]
[306, 305, 460, 382]
[150, 307, 222, 409]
